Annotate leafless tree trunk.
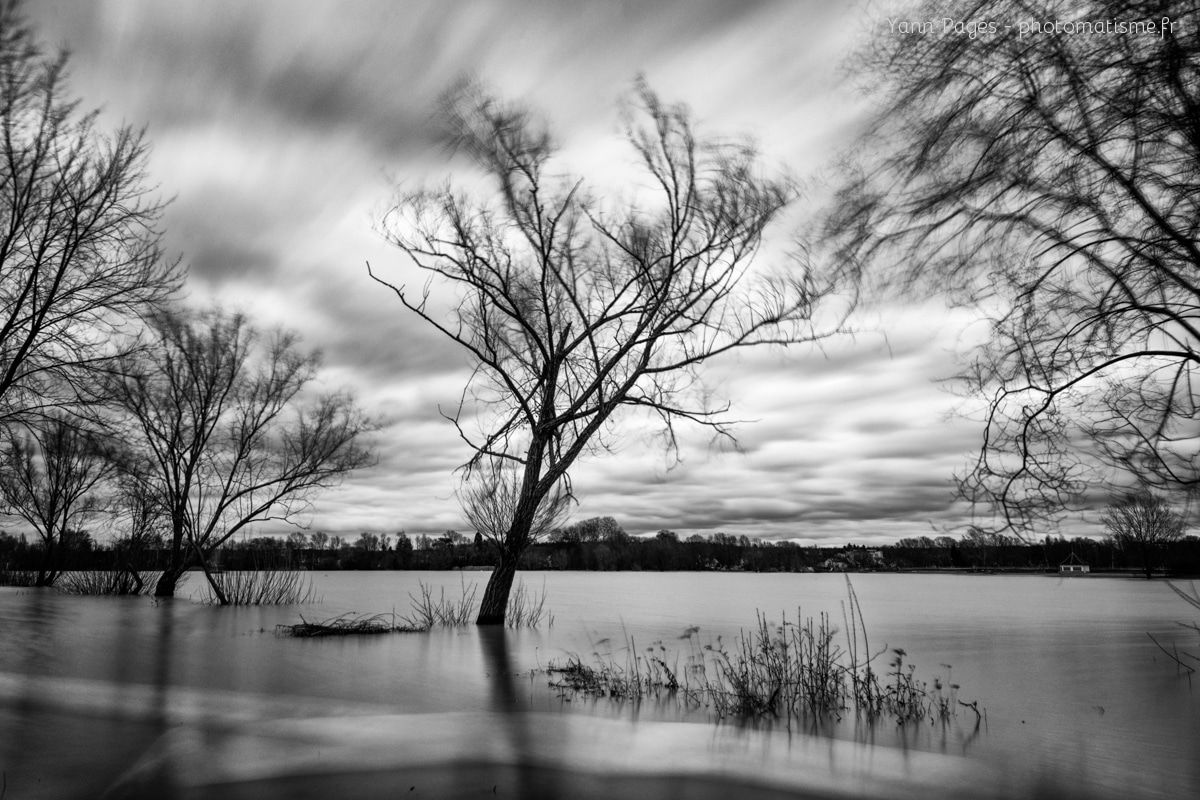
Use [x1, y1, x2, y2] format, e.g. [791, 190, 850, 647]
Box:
[374, 79, 850, 623]
[109, 307, 376, 600]
[460, 459, 571, 623]
[0, 1, 182, 426]
[830, 0, 1200, 536]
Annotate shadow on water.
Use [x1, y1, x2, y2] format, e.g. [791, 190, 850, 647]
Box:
[0, 588, 57, 794]
[478, 626, 537, 796]
[0, 592, 180, 799]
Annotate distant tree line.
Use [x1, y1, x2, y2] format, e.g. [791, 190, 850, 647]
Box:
[8, 514, 1197, 578]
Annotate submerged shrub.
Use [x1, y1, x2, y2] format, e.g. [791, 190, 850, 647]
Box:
[199, 568, 319, 605]
[0, 568, 38, 587]
[57, 570, 159, 596]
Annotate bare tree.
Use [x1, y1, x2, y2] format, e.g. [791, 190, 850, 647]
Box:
[1102, 492, 1186, 579]
[0, 1, 182, 424]
[110, 307, 375, 601]
[0, 414, 116, 585]
[830, 0, 1200, 535]
[374, 80, 848, 623]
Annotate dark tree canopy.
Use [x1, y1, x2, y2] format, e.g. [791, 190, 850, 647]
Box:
[832, 0, 1200, 535]
[375, 81, 849, 622]
[1101, 491, 1186, 578]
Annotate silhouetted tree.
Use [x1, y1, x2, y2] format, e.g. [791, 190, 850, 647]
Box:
[394, 532, 413, 567]
[1102, 492, 1186, 579]
[0, 415, 116, 585]
[374, 80, 847, 622]
[0, 1, 181, 424]
[110, 307, 375, 600]
[831, 0, 1200, 536]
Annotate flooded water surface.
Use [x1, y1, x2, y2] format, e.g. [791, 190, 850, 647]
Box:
[1, 572, 1197, 799]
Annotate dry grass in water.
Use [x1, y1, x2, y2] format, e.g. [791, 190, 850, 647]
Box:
[400, 579, 478, 628]
[276, 612, 426, 637]
[399, 577, 554, 629]
[506, 578, 554, 628]
[548, 577, 981, 729]
[277, 576, 555, 636]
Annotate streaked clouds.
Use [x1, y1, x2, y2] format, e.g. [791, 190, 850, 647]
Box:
[29, 0, 994, 543]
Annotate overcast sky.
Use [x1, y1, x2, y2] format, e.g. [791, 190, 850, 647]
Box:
[25, 0, 1008, 546]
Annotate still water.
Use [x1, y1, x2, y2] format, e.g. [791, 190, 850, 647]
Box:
[1, 572, 1197, 799]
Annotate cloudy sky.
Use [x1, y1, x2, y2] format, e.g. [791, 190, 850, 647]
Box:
[26, 0, 1001, 546]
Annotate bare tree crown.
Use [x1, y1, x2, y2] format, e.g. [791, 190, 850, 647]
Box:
[374, 80, 848, 623]
[0, 1, 182, 424]
[375, 80, 842, 492]
[831, 0, 1200, 535]
[110, 307, 375, 600]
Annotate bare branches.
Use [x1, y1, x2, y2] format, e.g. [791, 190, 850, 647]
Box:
[109, 307, 375, 599]
[375, 80, 848, 622]
[377, 80, 838, 475]
[0, 1, 182, 425]
[833, 0, 1200, 535]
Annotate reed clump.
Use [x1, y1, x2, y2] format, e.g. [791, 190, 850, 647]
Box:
[548, 577, 979, 729]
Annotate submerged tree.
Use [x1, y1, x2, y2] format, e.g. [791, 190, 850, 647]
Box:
[831, 0, 1200, 535]
[110, 307, 375, 600]
[374, 81, 848, 623]
[0, 0, 181, 424]
[0, 415, 116, 585]
[1101, 492, 1186, 579]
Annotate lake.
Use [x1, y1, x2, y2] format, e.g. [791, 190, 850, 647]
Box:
[1, 572, 1197, 799]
